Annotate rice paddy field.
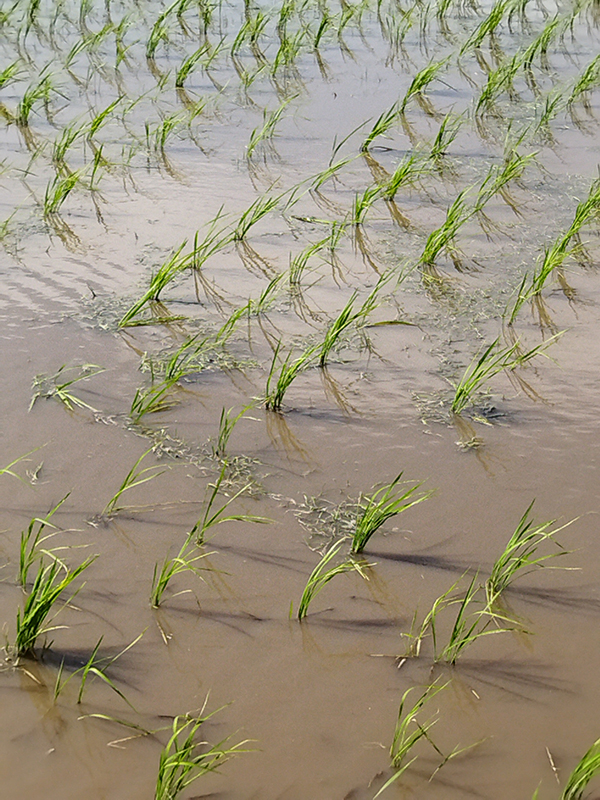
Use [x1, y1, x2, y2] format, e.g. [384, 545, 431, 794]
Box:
[1, 0, 600, 796]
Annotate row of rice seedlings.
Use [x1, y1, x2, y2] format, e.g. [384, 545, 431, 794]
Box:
[29, 363, 104, 412]
[450, 334, 561, 415]
[473, 13, 567, 120]
[293, 538, 370, 620]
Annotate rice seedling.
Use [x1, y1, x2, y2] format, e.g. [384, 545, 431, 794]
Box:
[175, 44, 209, 88]
[264, 339, 319, 411]
[146, 0, 178, 62]
[406, 573, 509, 664]
[248, 272, 285, 316]
[102, 448, 164, 518]
[18, 494, 70, 588]
[130, 334, 211, 423]
[418, 189, 472, 269]
[234, 194, 281, 241]
[567, 53, 600, 112]
[474, 52, 526, 118]
[431, 111, 463, 157]
[30, 364, 104, 412]
[389, 682, 447, 769]
[351, 183, 383, 227]
[475, 147, 537, 214]
[54, 631, 143, 705]
[272, 28, 307, 75]
[382, 153, 422, 200]
[522, 14, 562, 71]
[43, 168, 86, 217]
[561, 739, 600, 800]
[189, 466, 269, 545]
[361, 101, 399, 152]
[0, 449, 39, 484]
[459, 0, 510, 56]
[450, 334, 561, 415]
[0, 60, 21, 91]
[319, 278, 383, 366]
[211, 404, 255, 459]
[151, 533, 214, 607]
[435, 574, 495, 664]
[485, 501, 572, 609]
[119, 241, 189, 326]
[294, 538, 369, 620]
[12, 556, 96, 658]
[351, 473, 431, 554]
[16, 71, 53, 130]
[247, 96, 295, 159]
[155, 707, 248, 800]
[398, 58, 448, 116]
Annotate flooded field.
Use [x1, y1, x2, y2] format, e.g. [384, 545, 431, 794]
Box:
[1, 0, 600, 796]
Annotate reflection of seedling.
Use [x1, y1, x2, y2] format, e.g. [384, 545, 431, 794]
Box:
[294, 538, 369, 620]
[351, 473, 431, 553]
[30, 364, 104, 413]
[102, 448, 164, 517]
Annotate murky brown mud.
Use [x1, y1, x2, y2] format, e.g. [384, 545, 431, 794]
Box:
[1, 0, 600, 797]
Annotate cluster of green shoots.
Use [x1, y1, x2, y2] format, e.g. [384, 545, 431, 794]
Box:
[293, 473, 431, 619]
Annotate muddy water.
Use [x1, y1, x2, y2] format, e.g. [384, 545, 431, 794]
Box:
[1, 0, 600, 797]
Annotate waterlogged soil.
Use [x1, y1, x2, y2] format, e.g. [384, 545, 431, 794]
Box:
[1, 0, 600, 797]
